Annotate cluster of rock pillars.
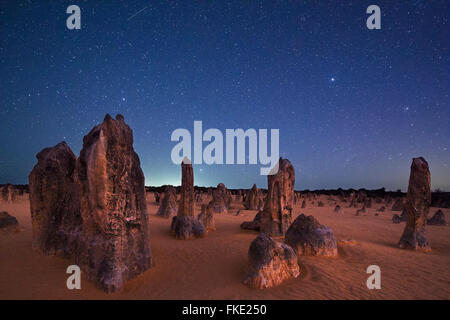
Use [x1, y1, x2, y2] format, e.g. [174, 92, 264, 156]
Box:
[21, 114, 438, 292]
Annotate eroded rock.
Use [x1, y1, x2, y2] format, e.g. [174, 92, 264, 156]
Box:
[157, 186, 177, 218]
[285, 214, 338, 257]
[245, 184, 261, 210]
[29, 142, 81, 257]
[170, 159, 206, 239]
[198, 204, 216, 232]
[209, 183, 231, 214]
[76, 114, 152, 292]
[241, 210, 262, 231]
[243, 233, 299, 289]
[398, 157, 431, 251]
[0, 211, 20, 234]
[259, 158, 295, 236]
[427, 209, 447, 226]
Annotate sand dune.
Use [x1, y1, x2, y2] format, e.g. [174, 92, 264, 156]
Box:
[0, 195, 449, 299]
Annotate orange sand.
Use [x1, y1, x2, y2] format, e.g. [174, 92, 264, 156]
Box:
[0, 195, 449, 300]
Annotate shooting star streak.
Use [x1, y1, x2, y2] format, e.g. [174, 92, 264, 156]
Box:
[127, 6, 148, 21]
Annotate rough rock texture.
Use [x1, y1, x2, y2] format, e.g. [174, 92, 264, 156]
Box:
[427, 209, 447, 226]
[391, 198, 404, 211]
[156, 186, 178, 218]
[260, 158, 295, 236]
[171, 216, 205, 239]
[0, 211, 20, 234]
[301, 200, 306, 208]
[209, 183, 230, 214]
[317, 201, 324, 207]
[245, 184, 260, 210]
[285, 214, 338, 257]
[243, 233, 299, 289]
[377, 206, 386, 212]
[29, 142, 81, 257]
[198, 204, 216, 232]
[241, 210, 262, 231]
[398, 157, 431, 251]
[170, 159, 206, 239]
[334, 205, 342, 214]
[76, 114, 152, 293]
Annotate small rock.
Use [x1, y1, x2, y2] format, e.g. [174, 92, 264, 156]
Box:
[241, 211, 262, 231]
[427, 209, 447, 226]
[0, 212, 19, 234]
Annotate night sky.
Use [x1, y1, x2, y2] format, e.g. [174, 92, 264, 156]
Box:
[0, 0, 448, 191]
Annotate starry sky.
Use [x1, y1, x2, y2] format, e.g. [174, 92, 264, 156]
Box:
[0, 0, 448, 191]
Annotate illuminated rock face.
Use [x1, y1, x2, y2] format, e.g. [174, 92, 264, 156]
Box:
[398, 157, 432, 252]
[260, 158, 295, 236]
[170, 159, 206, 240]
[284, 214, 338, 257]
[29, 142, 81, 257]
[76, 114, 152, 293]
[157, 186, 178, 218]
[244, 233, 299, 289]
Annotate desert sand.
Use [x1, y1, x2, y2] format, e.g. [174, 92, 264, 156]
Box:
[0, 194, 449, 300]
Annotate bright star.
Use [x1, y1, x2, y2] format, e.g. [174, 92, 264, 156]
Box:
[330, 77, 335, 82]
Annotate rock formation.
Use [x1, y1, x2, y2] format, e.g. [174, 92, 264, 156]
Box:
[259, 158, 295, 236]
[427, 209, 447, 226]
[243, 233, 299, 289]
[209, 183, 231, 214]
[334, 205, 342, 214]
[76, 114, 152, 292]
[170, 158, 206, 239]
[0, 184, 16, 203]
[285, 214, 338, 257]
[0, 211, 20, 234]
[398, 157, 431, 251]
[198, 204, 215, 232]
[245, 184, 261, 210]
[392, 210, 407, 223]
[301, 200, 306, 208]
[241, 211, 262, 231]
[156, 186, 178, 218]
[29, 142, 81, 257]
